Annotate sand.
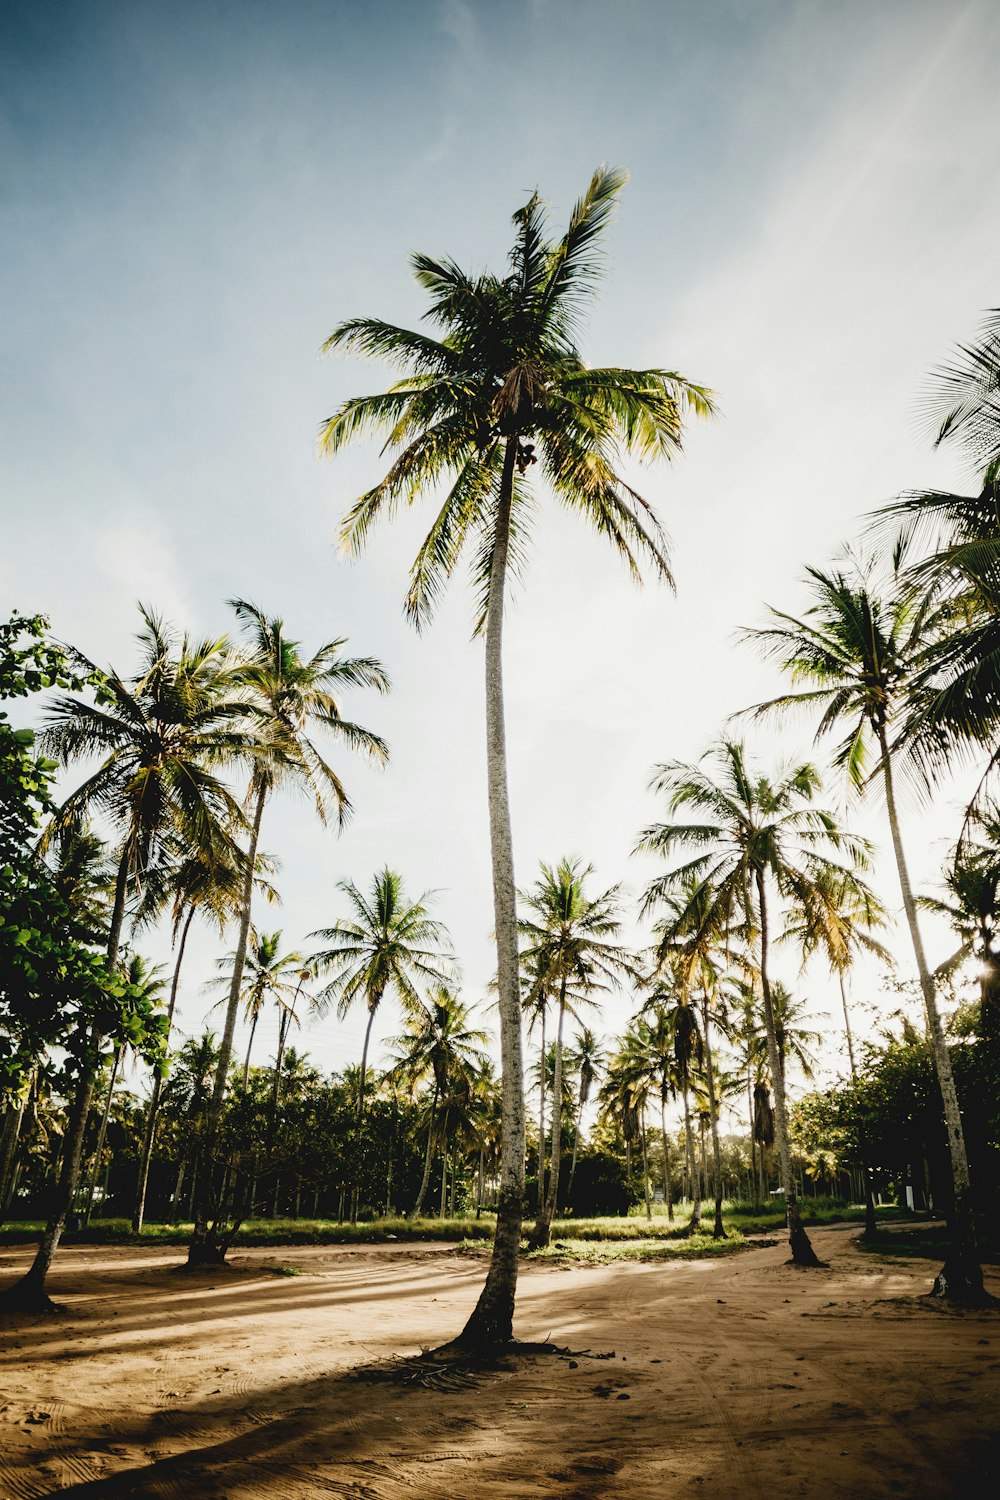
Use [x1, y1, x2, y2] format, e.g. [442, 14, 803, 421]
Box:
[0, 1223, 998, 1498]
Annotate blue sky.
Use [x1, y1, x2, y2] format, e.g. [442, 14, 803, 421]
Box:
[3, 0, 998, 1098]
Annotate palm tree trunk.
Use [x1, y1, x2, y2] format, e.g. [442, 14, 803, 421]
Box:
[837, 971, 878, 1239]
[82, 1043, 124, 1226]
[189, 784, 266, 1267]
[357, 999, 380, 1124]
[755, 869, 821, 1267]
[682, 1081, 701, 1233]
[530, 985, 566, 1248]
[458, 436, 525, 1352]
[568, 1087, 585, 1200]
[133, 907, 194, 1233]
[439, 1150, 448, 1218]
[640, 1115, 652, 1221]
[536, 1004, 547, 1212]
[242, 1010, 260, 1090]
[660, 1097, 674, 1221]
[410, 1086, 439, 1218]
[699, 994, 726, 1239]
[877, 726, 982, 1299]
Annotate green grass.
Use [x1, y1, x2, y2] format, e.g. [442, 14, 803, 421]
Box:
[0, 1215, 499, 1247]
[526, 1230, 754, 1264]
[0, 1198, 904, 1250]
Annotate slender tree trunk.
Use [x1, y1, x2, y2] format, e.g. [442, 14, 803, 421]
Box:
[756, 870, 821, 1267]
[242, 1011, 259, 1090]
[641, 1116, 652, 1220]
[660, 1097, 674, 1221]
[133, 908, 194, 1233]
[189, 786, 267, 1266]
[457, 437, 525, 1352]
[568, 1085, 585, 1201]
[439, 1150, 448, 1219]
[876, 728, 982, 1298]
[477, 1147, 485, 1218]
[682, 1080, 701, 1233]
[410, 1086, 439, 1218]
[82, 1044, 124, 1226]
[530, 984, 566, 1249]
[700, 993, 727, 1239]
[536, 1004, 547, 1212]
[837, 971, 878, 1239]
[357, 999, 380, 1124]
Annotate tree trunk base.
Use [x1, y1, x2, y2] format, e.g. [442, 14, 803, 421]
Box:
[0, 1275, 60, 1316]
[788, 1222, 825, 1267]
[930, 1250, 989, 1304]
[184, 1237, 229, 1270]
[525, 1218, 552, 1251]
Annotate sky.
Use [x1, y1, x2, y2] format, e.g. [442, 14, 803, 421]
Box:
[3, 0, 999, 1116]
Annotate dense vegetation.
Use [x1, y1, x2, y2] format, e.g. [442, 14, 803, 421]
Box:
[3, 175, 999, 1340]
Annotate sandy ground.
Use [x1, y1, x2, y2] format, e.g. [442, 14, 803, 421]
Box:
[0, 1225, 998, 1498]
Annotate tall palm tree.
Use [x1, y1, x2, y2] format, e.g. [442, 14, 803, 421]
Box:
[650, 877, 738, 1237]
[565, 1026, 605, 1200]
[322, 168, 713, 1349]
[130, 836, 277, 1233]
[644, 983, 703, 1230]
[744, 563, 985, 1299]
[638, 739, 867, 1266]
[601, 1025, 656, 1219]
[519, 950, 551, 1213]
[187, 603, 389, 1266]
[519, 858, 635, 1248]
[923, 808, 1000, 1038]
[387, 985, 488, 1218]
[11, 612, 247, 1303]
[311, 868, 454, 1123]
[81, 953, 167, 1225]
[209, 930, 308, 1086]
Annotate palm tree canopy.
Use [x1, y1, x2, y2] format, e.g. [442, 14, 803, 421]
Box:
[518, 856, 638, 1008]
[41, 608, 252, 885]
[740, 558, 956, 789]
[637, 739, 870, 933]
[321, 167, 714, 632]
[229, 598, 390, 825]
[209, 930, 310, 1027]
[309, 867, 456, 1020]
[387, 985, 489, 1098]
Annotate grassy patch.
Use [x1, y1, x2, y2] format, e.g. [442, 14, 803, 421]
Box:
[0, 1215, 499, 1248]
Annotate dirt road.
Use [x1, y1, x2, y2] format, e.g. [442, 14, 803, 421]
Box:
[1, 1224, 997, 1497]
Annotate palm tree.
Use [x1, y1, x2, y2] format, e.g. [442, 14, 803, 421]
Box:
[645, 983, 703, 1230]
[638, 739, 868, 1266]
[81, 953, 167, 1225]
[744, 562, 985, 1299]
[602, 1026, 656, 1219]
[650, 876, 738, 1238]
[520, 951, 551, 1214]
[10, 613, 247, 1304]
[322, 168, 713, 1349]
[311, 868, 455, 1124]
[923, 808, 1000, 1038]
[209, 930, 308, 1086]
[519, 858, 635, 1248]
[387, 985, 488, 1218]
[187, 603, 389, 1266]
[129, 836, 273, 1233]
[565, 1027, 605, 1200]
